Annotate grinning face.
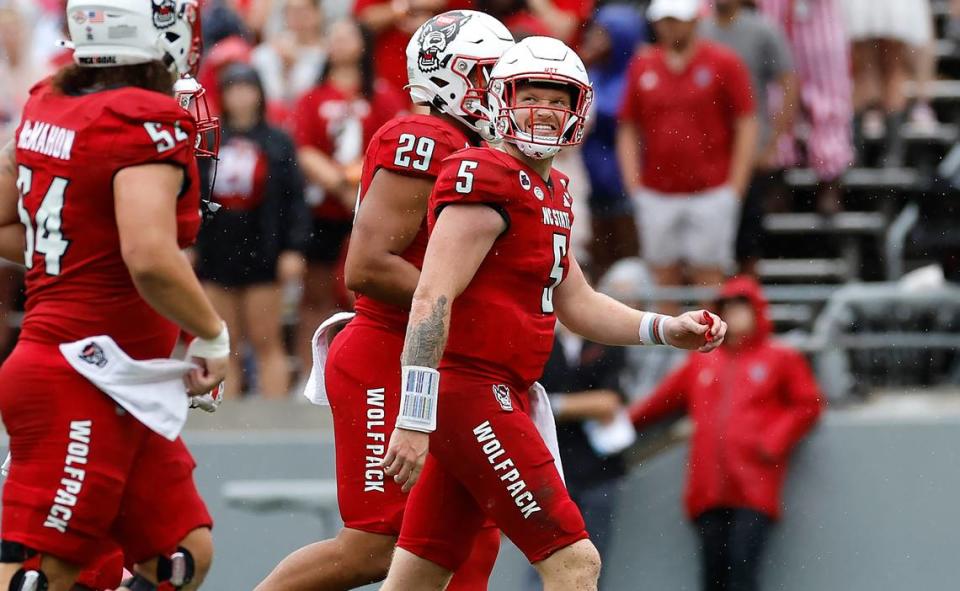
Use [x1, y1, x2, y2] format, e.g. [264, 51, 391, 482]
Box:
[512, 84, 573, 140]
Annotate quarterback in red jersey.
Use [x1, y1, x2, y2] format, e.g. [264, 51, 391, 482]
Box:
[255, 11, 514, 591]
[0, 1, 227, 590]
[379, 37, 728, 591]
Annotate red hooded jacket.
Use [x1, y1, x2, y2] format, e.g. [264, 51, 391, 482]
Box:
[630, 276, 824, 520]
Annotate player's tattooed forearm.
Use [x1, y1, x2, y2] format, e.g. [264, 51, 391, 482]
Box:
[401, 295, 449, 368]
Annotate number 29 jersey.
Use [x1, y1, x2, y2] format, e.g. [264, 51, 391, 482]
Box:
[428, 147, 575, 389]
[352, 114, 471, 331]
[13, 80, 201, 360]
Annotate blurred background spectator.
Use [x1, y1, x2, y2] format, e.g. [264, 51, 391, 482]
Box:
[354, 0, 456, 97]
[701, 0, 796, 277]
[579, 4, 644, 279]
[630, 276, 824, 591]
[475, 0, 594, 41]
[0, 2, 56, 142]
[195, 63, 310, 398]
[844, 0, 934, 168]
[203, 0, 256, 49]
[251, 0, 327, 111]
[541, 322, 632, 573]
[617, 0, 757, 312]
[758, 0, 852, 214]
[290, 17, 406, 377]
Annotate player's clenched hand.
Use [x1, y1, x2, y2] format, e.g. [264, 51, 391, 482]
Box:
[184, 355, 228, 397]
[664, 310, 727, 353]
[382, 427, 429, 492]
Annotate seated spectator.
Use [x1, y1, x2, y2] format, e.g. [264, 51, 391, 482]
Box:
[252, 0, 327, 109]
[579, 4, 645, 279]
[631, 276, 824, 591]
[617, 0, 757, 312]
[701, 0, 796, 276]
[354, 0, 463, 97]
[290, 18, 407, 378]
[475, 0, 594, 42]
[195, 64, 310, 398]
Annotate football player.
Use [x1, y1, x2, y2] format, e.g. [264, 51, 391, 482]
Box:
[380, 36, 728, 591]
[0, 1, 226, 590]
[254, 10, 514, 591]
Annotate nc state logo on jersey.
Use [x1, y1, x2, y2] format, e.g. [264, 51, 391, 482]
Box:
[152, 0, 177, 29]
[79, 342, 108, 368]
[492, 384, 513, 412]
[416, 11, 471, 73]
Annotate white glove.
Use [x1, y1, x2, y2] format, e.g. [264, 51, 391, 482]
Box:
[189, 382, 224, 413]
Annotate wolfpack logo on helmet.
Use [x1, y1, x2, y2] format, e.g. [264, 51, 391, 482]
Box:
[80, 342, 108, 368]
[417, 11, 472, 73]
[152, 0, 177, 29]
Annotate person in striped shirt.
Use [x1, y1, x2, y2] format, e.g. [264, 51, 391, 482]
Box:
[758, 0, 853, 214]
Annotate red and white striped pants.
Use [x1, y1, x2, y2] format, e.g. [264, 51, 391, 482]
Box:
[761, 0, 854, 180]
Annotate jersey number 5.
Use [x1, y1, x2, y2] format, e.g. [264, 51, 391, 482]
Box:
[542, 233, 568, 314]
[16, 165, 70, 276]
[394, 134, 435, 171]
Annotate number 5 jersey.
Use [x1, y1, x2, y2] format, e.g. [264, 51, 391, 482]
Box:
[428, 146, 575, 391]
[13, 79, 202, 360]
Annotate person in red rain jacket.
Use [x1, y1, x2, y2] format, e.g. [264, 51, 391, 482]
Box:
[630, 275, 824, 591]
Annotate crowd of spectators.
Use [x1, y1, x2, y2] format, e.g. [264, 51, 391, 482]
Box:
[0, 0, 955, 391]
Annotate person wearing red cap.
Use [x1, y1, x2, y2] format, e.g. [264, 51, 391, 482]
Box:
[630, 275, 824, 591]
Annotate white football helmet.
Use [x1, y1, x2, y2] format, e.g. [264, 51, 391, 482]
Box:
[488, 36, 593, 159]
[406, 10, 514, 139]
[66, 0, 203, 77]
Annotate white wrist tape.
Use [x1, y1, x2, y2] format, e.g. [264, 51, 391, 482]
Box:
[186, 322, 230, 359]
[397, 365, 439, 433]
[638, 313, 669, 346]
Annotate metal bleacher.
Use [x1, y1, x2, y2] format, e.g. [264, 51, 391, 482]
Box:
[760, 1, 960, 286]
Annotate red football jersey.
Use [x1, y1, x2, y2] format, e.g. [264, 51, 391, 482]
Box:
[428, 147, 574, 388]
[291, 82, 407, 221]
[13, 80, 201, 360]
[352, 115, 471, 332]
[618, 41, 755, 194]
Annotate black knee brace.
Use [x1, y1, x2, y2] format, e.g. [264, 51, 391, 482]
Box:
[157, 547, 195, 589]
[2, 542, 47, 591]
[7, 569, 48, 591]
[121, 546, 196, 591]
[121, 574, 156, 591]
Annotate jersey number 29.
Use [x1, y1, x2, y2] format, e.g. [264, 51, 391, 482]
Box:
[16, 165, 70, 276]
[394, 134, 435, 171]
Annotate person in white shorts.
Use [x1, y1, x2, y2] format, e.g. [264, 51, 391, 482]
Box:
[843, 0, 934, 167]
[617, 0, 757, 311]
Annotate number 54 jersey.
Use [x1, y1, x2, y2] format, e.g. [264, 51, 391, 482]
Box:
[13, 80, 201, 360]
[428, 147, 574, 390]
